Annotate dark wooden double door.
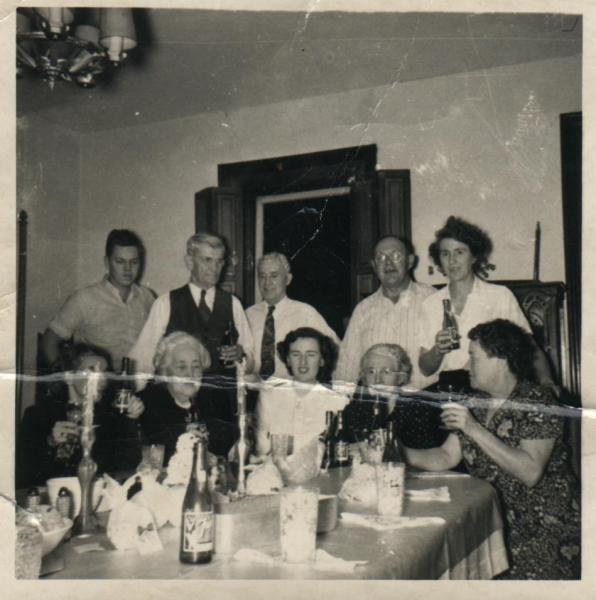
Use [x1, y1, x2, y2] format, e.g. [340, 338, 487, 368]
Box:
[195, 145, 410, 337]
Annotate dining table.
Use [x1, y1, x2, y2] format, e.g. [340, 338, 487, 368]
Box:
[36, 467, 509, 580]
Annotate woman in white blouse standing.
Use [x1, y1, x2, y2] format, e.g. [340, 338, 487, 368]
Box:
[418, 216, 553, 391]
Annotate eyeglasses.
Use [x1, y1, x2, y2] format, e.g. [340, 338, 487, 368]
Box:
[362, 367, 408, 377]
[374, 251, 405, 265]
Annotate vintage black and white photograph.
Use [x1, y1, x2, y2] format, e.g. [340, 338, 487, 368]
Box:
[4, 0, 594, 594]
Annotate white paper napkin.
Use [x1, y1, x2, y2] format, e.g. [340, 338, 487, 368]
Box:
[232, 547, 367, 572]
[405, 486, 450, 502]
[341, 512, 446, 531]
[408, 470, 471, 479]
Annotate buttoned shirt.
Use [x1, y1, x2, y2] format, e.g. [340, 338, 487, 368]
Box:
[419, 276, 531, 379]
[334, 281, 436, 391]
[246, 296, 339, 380]
[129, 282, 254, 380]
[48, 277, 155, 369]
[258, 381, 348, 452]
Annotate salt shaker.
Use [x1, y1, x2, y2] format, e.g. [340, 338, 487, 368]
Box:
[56, 487, 73, 520]
[25, 487, 41, 510]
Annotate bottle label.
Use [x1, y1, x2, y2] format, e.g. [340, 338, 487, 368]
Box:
[335, 441, 349, 463]
[182, 511, 214, 552]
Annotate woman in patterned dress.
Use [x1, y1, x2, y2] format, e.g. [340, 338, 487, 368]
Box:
[400, 319, 580, 579]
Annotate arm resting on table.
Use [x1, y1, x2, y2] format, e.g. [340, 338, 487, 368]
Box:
[402, 433, 462, 471]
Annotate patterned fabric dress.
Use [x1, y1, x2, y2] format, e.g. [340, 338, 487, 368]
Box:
[458, 381, 580, 579]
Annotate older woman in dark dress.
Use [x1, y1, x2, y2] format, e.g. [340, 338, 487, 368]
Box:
[343, 343, 446, 449]
[138, 331, 238, 462]
[401, 319, 580, 579]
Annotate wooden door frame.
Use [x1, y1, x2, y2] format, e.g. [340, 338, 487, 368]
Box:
[218, 145, 378, 304]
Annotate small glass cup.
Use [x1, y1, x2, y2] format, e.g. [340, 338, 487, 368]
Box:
[280, 486, 319, 563]
[375, 462, 405, 516]
[113, 389, 131, 414]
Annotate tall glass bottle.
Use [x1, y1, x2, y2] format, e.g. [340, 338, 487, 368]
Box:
[442, 299, 460, 350]
[382, 419, 403, 463]
[179, 440, 214, 564]
[369, 399, 386, 450]
[113, 356, 132, 414]
[333, 410, 351, 467]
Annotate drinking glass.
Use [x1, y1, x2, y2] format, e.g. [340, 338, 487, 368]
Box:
[375, 462, 405, 516]
[280, 486, 319, 563]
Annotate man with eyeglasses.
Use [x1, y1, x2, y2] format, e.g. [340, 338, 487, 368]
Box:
[335, 236, 435, 391]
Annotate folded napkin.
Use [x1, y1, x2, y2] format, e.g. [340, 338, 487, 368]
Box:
[405, 486, 450, 502]
[232, 548, 367, 573]
[341, 512, 446, 531]
[408, 470, 470, 480]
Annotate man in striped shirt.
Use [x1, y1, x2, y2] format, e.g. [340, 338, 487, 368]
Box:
[334, 236, 435, 392]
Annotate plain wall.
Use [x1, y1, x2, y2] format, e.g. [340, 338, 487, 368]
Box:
[16, 115, 81, 410]
[78, 55, 580, 297]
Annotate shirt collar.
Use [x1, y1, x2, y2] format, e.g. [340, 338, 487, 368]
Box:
[102, 275, 139, 300]
[188, 282, 215, 304]
[376, 280, 413, 303]
[263, 294, 289, 312]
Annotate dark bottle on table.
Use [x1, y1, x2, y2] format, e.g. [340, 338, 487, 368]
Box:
[442, 299, 460, 350]
[333, 410, 351, 468]
[320, 411, 335, 470]
[220, 320, 238, 369]
[114, 357, 132, 414]
[368, 399, 386, 450]
[180, 439, 214, 564]
[382, 420, 403, 463]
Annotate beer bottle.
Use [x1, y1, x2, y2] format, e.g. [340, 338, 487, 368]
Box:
[221, 320, 238, 368]
[114, 357, 132, 414]
[179, 440, 214, 564]
[382, 419, 403, 463]
[442, 299, 460, 350]
[333, 410, 351, 468]
[369, 399, 386, 450]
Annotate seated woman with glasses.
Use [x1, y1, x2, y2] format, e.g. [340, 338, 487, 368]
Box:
[343, 343, 447, 449]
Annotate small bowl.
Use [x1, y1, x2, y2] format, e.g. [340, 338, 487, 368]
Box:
[41, 518, 73, 556]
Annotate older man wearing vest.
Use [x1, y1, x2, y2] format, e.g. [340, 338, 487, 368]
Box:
[130, 232, 254, 389]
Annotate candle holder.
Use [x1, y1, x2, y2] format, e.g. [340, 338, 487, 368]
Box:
[235, 359, 247, 497]
[73, 370, 100, 537]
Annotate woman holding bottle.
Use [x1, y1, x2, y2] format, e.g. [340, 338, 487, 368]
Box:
[418, 216, 552, 392]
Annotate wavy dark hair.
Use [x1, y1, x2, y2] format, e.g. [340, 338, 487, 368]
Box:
[468, 319, 535, 381]
[276, 327, 339, 384]
[429, 216, 495, 278]
[47, 342, 113, 400]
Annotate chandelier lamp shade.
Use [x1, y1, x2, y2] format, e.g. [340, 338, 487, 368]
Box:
[16, 7, 138, 89]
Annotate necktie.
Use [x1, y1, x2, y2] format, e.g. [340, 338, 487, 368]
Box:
[260, 305, 276, 379]
[197, 289, 211, 323]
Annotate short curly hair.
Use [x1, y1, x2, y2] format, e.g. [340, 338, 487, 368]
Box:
[276, 327, 339, 384]
[359, 343, 412, 385]
[153, 331, 212, 375]
[468, 319, 535, 381]
[429, 216, 495, 278]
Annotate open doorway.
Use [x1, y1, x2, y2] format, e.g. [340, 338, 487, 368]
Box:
[256, 188, 352, 337]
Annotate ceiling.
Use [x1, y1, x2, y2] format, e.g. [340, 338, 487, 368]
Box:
[16, 10, 582, 133]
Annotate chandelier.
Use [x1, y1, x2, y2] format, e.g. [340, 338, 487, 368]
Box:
[17, 7, 137, 89]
